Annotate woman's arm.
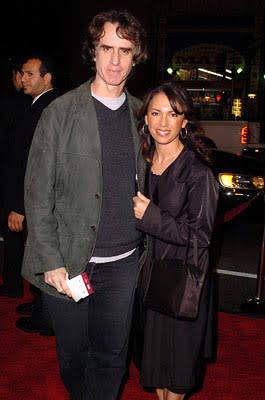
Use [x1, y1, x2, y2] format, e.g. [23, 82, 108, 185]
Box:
[134, 169, 219, 247]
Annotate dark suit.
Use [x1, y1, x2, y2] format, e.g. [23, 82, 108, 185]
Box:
[0, 90, 31, 222]
[1, 88, 60, 296]
[0, 90, 31, 296]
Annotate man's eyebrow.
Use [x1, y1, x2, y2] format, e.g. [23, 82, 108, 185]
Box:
[120, 47, 133, 51]
[99, 44, 133, 50]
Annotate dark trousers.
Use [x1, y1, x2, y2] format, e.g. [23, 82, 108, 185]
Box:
[28, 285, 54, 332]
[43, 249, 139, 400]
[1, 225, 25, 296]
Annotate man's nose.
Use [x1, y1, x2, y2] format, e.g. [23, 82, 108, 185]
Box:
[110, 49, 120, 65]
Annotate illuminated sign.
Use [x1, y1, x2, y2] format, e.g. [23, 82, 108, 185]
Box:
[240, 126, 248, 144]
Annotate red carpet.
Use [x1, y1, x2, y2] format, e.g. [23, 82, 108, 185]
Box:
[1, 280, 265, 400]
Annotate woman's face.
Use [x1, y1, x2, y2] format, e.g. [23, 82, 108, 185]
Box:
[145, 92, 187, 146]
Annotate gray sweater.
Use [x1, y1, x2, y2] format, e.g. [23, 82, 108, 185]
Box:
[93, 98, 141, 257]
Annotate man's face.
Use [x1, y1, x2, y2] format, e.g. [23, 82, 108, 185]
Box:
[94, 22, 136, 89]
[21, 58, 49, 98]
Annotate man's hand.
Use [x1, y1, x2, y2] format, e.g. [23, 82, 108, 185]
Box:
[8, 211, 25, 232]
[133, 191, 150, 220]
[44, 267, 73, 298]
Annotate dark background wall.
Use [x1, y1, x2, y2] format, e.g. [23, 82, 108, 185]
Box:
[0, 0, 154, 96]
[0, 0, 264, 98]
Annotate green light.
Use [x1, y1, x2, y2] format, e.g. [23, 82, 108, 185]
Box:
[167, 67, 173, 75]
[237, 67, 243, 74]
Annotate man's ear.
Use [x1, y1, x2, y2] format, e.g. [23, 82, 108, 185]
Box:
[44, 72, 52, 85]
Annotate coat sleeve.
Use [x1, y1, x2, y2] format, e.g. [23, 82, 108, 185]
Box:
[24, 106, 65, 272]
[136, 167, 219, 248]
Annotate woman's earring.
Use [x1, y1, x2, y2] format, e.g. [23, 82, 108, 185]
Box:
[143, 124, 149, 134]
[180, 127, 188, 140]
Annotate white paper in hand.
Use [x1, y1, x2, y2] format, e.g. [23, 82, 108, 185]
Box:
[66, 272, 94, 302]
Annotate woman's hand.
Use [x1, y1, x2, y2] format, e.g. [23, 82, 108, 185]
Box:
[133, 191, 150, 220]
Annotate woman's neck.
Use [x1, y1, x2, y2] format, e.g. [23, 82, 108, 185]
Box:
[151, 141, 184, 175]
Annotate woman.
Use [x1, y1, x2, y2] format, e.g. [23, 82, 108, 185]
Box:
[133, 81, 219, 400]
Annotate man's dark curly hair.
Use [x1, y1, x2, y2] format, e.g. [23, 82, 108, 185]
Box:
[81, 9, 148, 67]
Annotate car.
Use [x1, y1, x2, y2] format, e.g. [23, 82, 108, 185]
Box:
[242, 145, 265, 162]
[204, 142, 265, 314]
[198, 136, 264, 219]
[211, 148, 264, 214]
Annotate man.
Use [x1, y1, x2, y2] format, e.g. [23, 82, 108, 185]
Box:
[22, 9, 148, 400]
[6, 53, 60, 334]
[0, 61, 31, 298]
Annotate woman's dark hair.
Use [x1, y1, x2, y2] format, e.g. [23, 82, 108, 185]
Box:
[138, 81, 214, 165]
[81, 9, 148, 66]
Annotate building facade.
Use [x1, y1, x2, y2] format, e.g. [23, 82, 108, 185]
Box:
[150, 0, 265, 125]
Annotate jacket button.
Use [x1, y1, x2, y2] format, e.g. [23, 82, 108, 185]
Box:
[90, 224, 96, 231]
[95, 193, 100, 199]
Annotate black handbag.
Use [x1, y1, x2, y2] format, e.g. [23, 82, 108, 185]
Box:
[144, 234, 205, 320]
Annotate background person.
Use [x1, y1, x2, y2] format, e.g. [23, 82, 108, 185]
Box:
[0, 60, 31, 298]
[133, 81, 219, 400]
[7, 53, 60, 335]
[21, 9, 148, 400]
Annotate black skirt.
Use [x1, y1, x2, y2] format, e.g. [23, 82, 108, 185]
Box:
[139, 277, 215, 394]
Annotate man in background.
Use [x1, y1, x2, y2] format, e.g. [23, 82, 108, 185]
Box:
[6, 53, 60, 335]
[0, 60, 31, 298]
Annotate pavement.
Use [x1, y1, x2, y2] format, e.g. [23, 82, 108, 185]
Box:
[212, 196, 265, 313]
